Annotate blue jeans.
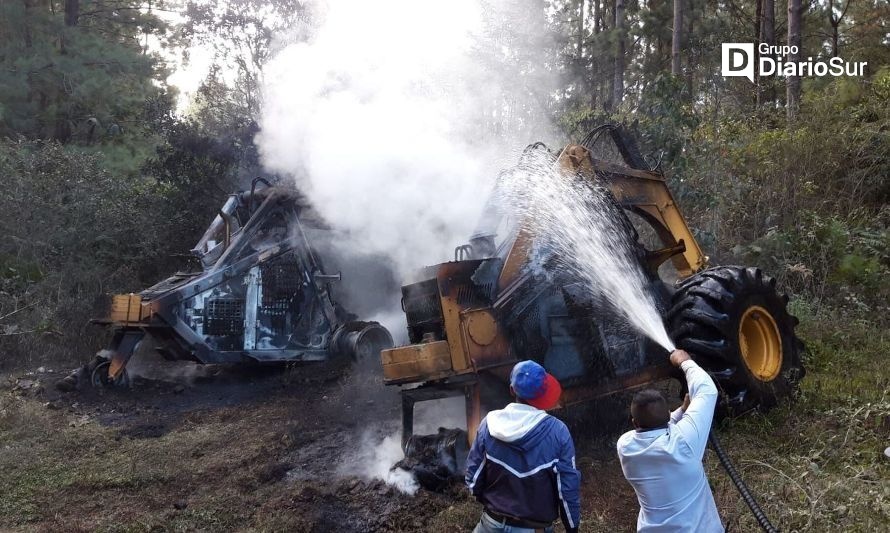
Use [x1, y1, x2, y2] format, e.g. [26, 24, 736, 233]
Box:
[472, 511, 554, 533]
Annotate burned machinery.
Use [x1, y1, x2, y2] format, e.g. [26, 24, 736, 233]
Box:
[381, 125, 805, 478]
[90, 179, 393, 386]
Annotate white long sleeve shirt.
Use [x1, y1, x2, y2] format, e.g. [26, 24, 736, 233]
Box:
[617, 360, 724, 533]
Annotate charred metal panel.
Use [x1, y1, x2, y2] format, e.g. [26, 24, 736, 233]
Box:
[95, 185, 392, 376]
[204, 298, 244, 336]
[402, 279, 443, 344]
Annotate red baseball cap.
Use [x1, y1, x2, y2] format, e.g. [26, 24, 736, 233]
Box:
[510, 360, 563, 410]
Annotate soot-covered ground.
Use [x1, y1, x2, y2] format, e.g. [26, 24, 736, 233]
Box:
[1, 352, 886, 532]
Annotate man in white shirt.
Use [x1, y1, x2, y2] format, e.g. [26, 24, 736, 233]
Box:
[617, 349, 724, 532]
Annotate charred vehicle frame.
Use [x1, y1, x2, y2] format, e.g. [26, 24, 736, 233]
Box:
[90, 179, 393, 386]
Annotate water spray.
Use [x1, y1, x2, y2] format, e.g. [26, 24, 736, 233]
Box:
[500, 149, 676, 353]
[506, 147, 779, 532]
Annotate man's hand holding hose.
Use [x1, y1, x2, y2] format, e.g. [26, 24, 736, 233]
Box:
[668, 349, 718, 456]
[670, 348, 692, 367]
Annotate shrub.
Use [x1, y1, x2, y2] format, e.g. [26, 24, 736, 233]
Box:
[0, 141, 154, 370]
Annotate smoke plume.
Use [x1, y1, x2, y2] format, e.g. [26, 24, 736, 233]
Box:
[257, 0, 558, 277]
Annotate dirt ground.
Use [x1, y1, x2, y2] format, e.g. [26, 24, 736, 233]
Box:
[1, 345, 888, 532]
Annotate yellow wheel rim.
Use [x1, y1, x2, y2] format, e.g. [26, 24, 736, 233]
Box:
[738, 305, 783, 381]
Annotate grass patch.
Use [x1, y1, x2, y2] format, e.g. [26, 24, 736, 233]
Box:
[707, 305, 889, 532]
[0, 405, 173, 526]
[419, 500, 480, 532]
[95, 504, 247, 533]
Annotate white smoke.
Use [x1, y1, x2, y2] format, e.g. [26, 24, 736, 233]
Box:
[341, 430, 419, 496]
[414, 396, 469, 434]
[257, 0, 558, 276]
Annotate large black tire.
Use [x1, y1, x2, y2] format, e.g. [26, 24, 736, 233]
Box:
[668, 266, 805, 415]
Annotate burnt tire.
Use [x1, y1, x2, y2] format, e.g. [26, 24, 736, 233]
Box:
[90, 359, 131, 389]
[668, 266, 805, 415]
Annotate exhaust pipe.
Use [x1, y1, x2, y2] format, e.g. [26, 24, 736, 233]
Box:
[218, 209, 234, 250]
[331, 321, 394, 361]
[249, 177, 273, 216]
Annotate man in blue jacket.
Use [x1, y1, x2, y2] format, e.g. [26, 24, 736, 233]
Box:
[617, 349, 724, 532]
[465, 360, 581, 533]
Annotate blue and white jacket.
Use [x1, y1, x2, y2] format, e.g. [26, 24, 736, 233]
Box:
[465, 403, 581, 530]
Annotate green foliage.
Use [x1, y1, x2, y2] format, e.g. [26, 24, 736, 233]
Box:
[671, 73, 890, 316]
[623, 74, 700, 174]
[872, 67, 890, 100]
[0, 2, 169, 137]
[0, 116, 245, 370]
[734, 213, 889, 308]
[0, 139, 154, 369]
[559, 20, 889, 317]
[180, 0, 314, 144]
[139, 119, 240, 279]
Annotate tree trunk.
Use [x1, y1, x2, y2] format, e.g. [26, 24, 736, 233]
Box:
[589, 0, 599, 108]
[578, 0, 585, 58]
[762, 0, 775, 45]
[760, 0, 776, 104]
[754, 0, 762, 107]
[672, 0, 683, 76]
[613, 0, 625, 107]
[786, 0, 802, 120]
[592, 0, 600, 33]
[22, 0, 33, 48]
[656, 0, 666, 65]
[64, 0, 79, 26]
[828, 0, 851, 57]
[686, 5, 694, 95]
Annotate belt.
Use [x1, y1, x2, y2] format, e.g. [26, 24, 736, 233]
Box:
[484, 509, 551, 531]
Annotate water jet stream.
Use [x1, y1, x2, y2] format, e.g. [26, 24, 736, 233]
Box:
[500, 152, 676, 353]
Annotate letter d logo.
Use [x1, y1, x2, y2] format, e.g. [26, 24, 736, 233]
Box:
[722, 43, 755, 83]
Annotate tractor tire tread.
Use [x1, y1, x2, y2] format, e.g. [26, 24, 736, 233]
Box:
[669, 266, 805, 416]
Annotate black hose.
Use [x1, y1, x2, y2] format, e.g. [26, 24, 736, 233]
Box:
[708, 431, 779, 533]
